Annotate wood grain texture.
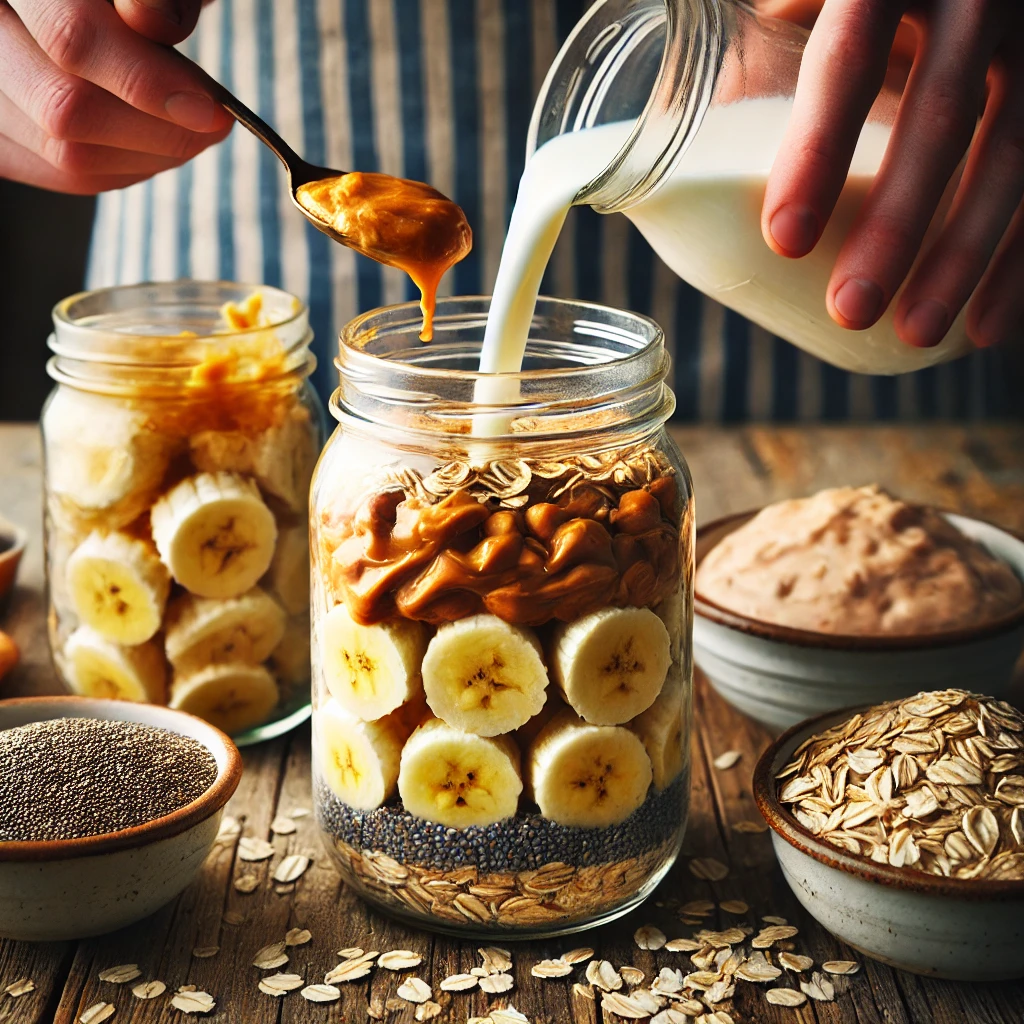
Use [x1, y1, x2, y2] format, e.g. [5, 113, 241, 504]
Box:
[0, 422, 1023, 1023]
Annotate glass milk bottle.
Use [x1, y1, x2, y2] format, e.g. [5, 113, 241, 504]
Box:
[525, 0, 971, 375]
[311, 296, 694, 937]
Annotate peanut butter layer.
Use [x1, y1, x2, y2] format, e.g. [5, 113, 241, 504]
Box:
[296, 172, 472, 341]
[696, 485, 1023, 636]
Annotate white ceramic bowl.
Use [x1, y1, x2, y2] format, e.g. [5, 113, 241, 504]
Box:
[0, 696, 242, 941]
[693, 510, 1024, 729]
[754, 710, 1024, 980]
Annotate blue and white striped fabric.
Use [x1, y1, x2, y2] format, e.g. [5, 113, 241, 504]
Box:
[86, 0, 1017, 420]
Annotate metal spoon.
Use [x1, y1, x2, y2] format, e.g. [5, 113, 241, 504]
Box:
[217, 88, 351, 246]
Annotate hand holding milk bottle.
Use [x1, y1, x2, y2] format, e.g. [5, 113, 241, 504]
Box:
[480, 0, 1023, 381]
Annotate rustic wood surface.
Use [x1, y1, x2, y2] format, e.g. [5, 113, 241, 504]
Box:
[1, 421, 1023, 1024]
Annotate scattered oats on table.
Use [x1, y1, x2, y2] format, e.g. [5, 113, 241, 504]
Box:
[800, 972, 836, 1001]
[778, 952, 814, 972]
[531, 959, 573, 978]
[273, 853, 310, 883]
[98, 964, 140, 984]
[680, 899, 715, 916]
[689, 857, 729, 881]
[79, 1003, 115, 1024]
[823, 960, 861, 975]
[634, 924, 667, 949]
[416, 1002, 442, 1021]
[440, 973, 478, 992]
[731, 819, 769, 834]
[752, 925, 799, 948]
[585, 959, 623, 992]
[237, 837, 275, 862]
[132, 980, 166, 1000]
[378, 950, 422, 970]
[479, 973, 514, 994]
[713, 750, 742, 770]
[301, 984, 341, 1003]
[170, 990, 216, 1014]
[718, 899, 748, 914]
[397, 977, 433, 1004]
[285, 927, 312, 946]
[619, 966, 645, 987]
[561, 947, 594, 964]
[192, 946, 219, 959]
[252, 942, 289, 970]
[766, 987, 808, 1006]
[234, 874, 260, 893]
[270, 814, 297, 835]
[4, 979, 35, 998]
[258, 973, 304, 997]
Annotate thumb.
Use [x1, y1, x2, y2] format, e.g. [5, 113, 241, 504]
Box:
[113, 0, 203, 46]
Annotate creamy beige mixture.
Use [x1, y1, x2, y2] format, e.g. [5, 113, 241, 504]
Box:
[696, 485, 1023, 635]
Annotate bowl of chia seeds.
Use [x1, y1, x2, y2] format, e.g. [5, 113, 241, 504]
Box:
[0, 696, 242, 941]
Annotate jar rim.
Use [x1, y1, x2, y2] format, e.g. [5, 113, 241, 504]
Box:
[47, 281, 315, 396]
[332, 295, 675, 445]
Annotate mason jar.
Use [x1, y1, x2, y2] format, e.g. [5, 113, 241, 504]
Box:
[311, 296, 694, 937]
[528, 0, 970, 374]
[42, 281, 324, 746]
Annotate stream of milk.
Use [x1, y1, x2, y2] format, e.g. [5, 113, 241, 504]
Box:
[474, 95, 969, 427]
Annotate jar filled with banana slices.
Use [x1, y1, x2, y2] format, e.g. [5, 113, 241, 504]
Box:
[311, 297, 694, 936]
[42, 282, 324, 744]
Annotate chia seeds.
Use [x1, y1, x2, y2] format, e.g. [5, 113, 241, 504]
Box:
[315, 774, 686, 874]
[0, 718, 218, 841]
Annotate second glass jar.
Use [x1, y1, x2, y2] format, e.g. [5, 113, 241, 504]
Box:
[312, 296, 694, 936]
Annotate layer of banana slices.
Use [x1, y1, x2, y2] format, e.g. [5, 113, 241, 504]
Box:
[321, 604, 427, 720]
[397, 718, 523, 828]
[66, 531, 170, 645]
[421, 613, 549, 736]
[151, 472, 278, 600]
[64, 626, 166, 703]
[550, 606, 672, 725]
[528, 709, 654, 827]
[170, 662, 280, 735]
[165, 586, 286, 673]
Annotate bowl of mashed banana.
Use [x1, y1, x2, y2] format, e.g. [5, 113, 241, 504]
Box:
[693, 486, 1024, 729]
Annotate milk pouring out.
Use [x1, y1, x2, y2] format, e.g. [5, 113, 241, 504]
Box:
[479, 96, 971, 393]
[477, 0, 974, 398]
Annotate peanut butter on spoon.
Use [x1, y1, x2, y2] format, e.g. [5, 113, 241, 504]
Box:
[215, 87, 471, 340]
[296, 172, 472, 340]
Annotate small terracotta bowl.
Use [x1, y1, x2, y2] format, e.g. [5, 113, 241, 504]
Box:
[754, 709, 1024, 980]
[0, 696, 242, 941]
[693, 510, 1024, 730]
[0, 515, 27, 603]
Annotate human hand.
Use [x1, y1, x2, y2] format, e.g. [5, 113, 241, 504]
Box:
[0, 0, 232, 194]
[760, 0, 1024, 350]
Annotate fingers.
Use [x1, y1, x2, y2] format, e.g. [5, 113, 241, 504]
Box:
[894, 45, 1024, 347]
[761, 0, 905, 259]
[967, 202, 1024, 348]
[825, 1, 1009, 331]
[112, 0, 203, 47]
[8, 0, 231, 131]
[0, 88, 221, 178]
[0, 132, 149, 193]
[0, 4, 230, 159]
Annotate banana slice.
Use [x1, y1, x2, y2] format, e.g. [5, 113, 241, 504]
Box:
[550, 607, 671, 725]
[421, 614, 549, 737]
[169, 663, 280, 735]
[527, 709, 653, 827]
[628, 665, 687, 789]
[189, 402, 319, 514]
[164, 586, 286, 673]
[44, 388, 171, 521]
[65, 531, 171, 645]
[64, 626, 166, 703]
[398, 718, 523, 828]
[316, 698, 411, 810]
[265, 523, 309, 615]
[270, 617, 311, 686]
[151, 472, 278, 599]
[320, 603, 427, 721]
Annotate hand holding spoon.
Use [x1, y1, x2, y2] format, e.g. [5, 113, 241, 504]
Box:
[218, 89, 472, 340]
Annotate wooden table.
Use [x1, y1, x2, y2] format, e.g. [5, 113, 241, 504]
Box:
[1, 421, 1023, 1024]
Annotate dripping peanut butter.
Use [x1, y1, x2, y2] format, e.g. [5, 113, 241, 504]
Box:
[296, 172, 472, 340]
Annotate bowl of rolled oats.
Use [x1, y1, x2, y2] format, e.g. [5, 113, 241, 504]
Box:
[694, 488, 1024, 729]
[753, 689, 1024, 980]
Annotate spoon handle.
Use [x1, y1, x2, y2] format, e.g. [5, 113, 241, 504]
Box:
[216, 88, 303, 173]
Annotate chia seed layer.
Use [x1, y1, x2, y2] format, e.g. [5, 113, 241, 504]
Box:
[0, 717, 218, 841]
[315, 774, 686, 874]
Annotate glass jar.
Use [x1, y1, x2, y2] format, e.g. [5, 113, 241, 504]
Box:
[311, 296, 694, 937]
[42, 281, 324, 746]
[528, 0, 970, 375]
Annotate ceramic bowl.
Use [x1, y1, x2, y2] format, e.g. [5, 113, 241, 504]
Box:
[693, 510, 1024, 730]
[0, 515, 27, 604]
[754, 710, 1024, 980]
[0, 696, 242, 941]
